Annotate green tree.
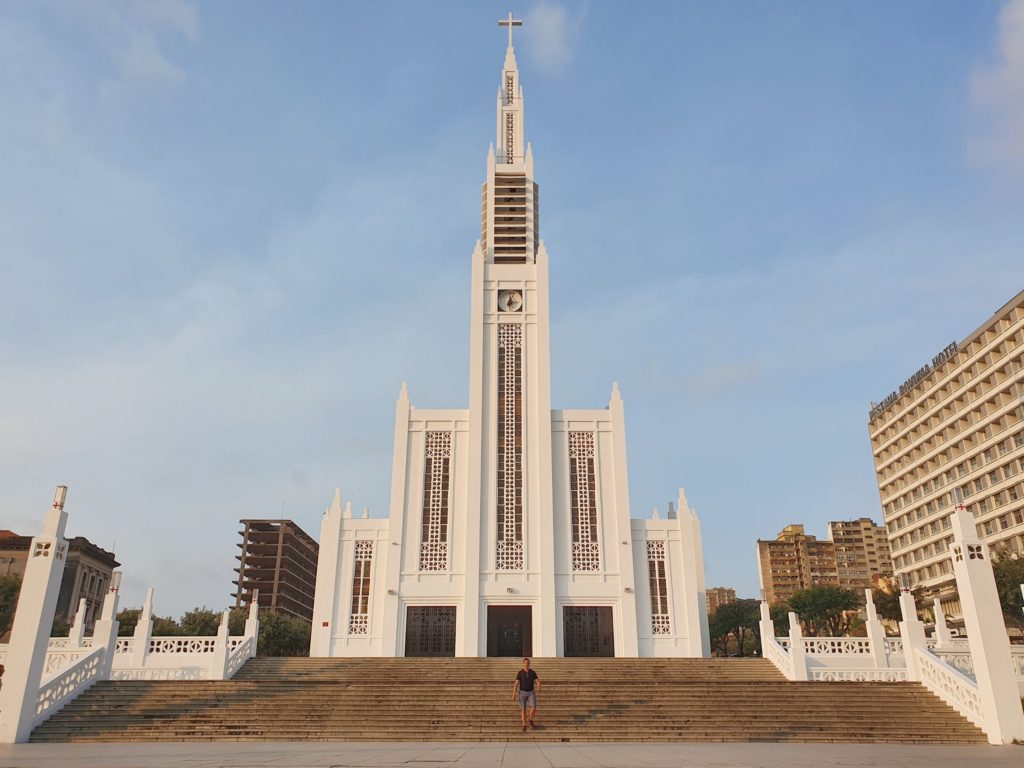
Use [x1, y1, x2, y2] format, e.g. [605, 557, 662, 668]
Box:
[788, 586, 861, 636]
[256, 611, 311, 657]
[708, 599, 760, 657]
[50, 617, 70, 637]
[152, 616, 181, 636]
[228, 607, 248, 636]
[116, 608, 140, 636]
[179, 607, 221, 636]
[871, 576, 923, 623]
[992, 554, 1024, 632]
[0, 574, 21, 638]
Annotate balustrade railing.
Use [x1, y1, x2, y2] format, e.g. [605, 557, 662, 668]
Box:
[32, 646, 105, 729]
[914, 647, 986, 731]
[810, 668, 909, 682]
[800, 637, 871, 655]
[762, 635, 795, 680]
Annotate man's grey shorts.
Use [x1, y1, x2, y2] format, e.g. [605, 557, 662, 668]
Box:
[518, 690, 537, 709]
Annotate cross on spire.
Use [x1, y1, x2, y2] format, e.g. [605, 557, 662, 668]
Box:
[499, 11, 523, 48]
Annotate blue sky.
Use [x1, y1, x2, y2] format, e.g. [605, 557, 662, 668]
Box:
[2, 1, 1023, 617]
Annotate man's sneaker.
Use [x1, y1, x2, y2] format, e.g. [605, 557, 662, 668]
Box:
[521, 724, 527, 732]
[529, 719, 536, 729]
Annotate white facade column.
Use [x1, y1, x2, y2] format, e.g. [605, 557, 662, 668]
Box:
[0, 486, 71, 744]
[131, 587, 154, 669]
[898, 588, 926, 681]
[382, 385, 411, 656]
[948, 503, 1024, 743]
[863, 589, 889, 668]
[532, 242, 557, 658]
[93, 573, 121, 679]
[311, 493, 343, 656]
[609, 384, 639, 657]
[787, 612, 808, 680]
[932, 597, 953, 647]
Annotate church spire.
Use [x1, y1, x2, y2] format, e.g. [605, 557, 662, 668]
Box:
[496, 12, 525, 165]
[481, 13, 538, 263]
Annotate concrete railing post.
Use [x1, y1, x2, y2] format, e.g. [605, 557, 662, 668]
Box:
[67, 598, 87, 648]
[210, 610, 231, 680]
[130, 588, 154, 669]
[758, 601, 775, 652]
[932, 597, 953, 647]
[863, 589, 889, 668]
[92, 573, 121, 679]
[948, 502, 1024, 743]
[788, 612, 808, 681]
[898, 587, 926, 681]
[245, 589, 260, 657]
[0, 486, 71, 743]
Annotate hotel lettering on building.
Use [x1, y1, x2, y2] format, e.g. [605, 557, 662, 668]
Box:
[869, 290, 1024, 618]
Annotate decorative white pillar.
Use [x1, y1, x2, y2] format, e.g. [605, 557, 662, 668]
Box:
[67, 598, 88, 647]
[130, 588, 154, 669]
[245, 588, 260, 645]
[0, 486, 71, 744]
[758, 601, 774, 646]
[948, 502, 1024, 743]
[932, 597, 953, 647]
[788, 612, 808, 680]
[210, 610, 231, 680]
[93, 573, 121, 679]
[863, 589, 889, 668]
[898, 586, 926, 681]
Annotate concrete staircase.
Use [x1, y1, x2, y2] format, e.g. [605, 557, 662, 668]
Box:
[30, 657, 987, 744]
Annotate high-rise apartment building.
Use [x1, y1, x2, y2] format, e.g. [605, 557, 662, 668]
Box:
[868, 290, 1024, 618]
[756, 525, 839, 604]
[706, 587, 737, 614]
[827, 518, 893, 590]
[232, 519, 319, 622]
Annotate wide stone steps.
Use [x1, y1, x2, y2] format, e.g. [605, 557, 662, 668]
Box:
[30, 657, 988, 744]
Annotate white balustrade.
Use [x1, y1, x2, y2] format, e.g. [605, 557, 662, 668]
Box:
[933, 651, 975, 678]
[225, 636, 257, 679]
[32, 646, 105, 729]
[915, 647, 986, 731]
[762, 635, 795, 680]
[114, 638, 134, 654]
[811, 668, 909, 682]
[800, 637, 871, 655]
[883, 638, 904, 656]
[148, 637, 217, 655]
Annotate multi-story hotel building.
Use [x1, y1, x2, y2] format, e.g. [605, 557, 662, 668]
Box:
[827, 518, 893, 590]
[756, 525, 839, 604]
[869, 290, 1024, 618]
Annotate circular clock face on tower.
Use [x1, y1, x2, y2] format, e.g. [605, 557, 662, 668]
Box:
[498, 290, 524, 312]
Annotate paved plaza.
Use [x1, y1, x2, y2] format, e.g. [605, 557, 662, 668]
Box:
[0, 741, 1019, 768]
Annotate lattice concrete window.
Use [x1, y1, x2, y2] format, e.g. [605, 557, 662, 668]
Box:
[505, 113, 515, 163]
[505, 73, 515, 105]
[348, 540, 374, 635]
[647, 540, 671, 635]
[497, 323, 524, 570]
[569, 431, 600, 571]
[420, 431, 452, 571]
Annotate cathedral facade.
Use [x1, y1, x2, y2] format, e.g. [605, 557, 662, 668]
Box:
[310, 27, 710, 659]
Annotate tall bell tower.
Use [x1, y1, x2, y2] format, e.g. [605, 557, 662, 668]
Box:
[462, 14, 558, 655]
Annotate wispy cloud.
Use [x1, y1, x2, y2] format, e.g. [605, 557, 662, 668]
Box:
[524, 3, 584, 71]
[57, 0, 197, 88]
[969, 0, 1024, 172]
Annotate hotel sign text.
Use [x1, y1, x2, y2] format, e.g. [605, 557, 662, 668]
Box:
[869, 341, 959, 421]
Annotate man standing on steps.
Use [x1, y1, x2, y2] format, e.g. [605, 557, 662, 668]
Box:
[512, 657, 540, 732]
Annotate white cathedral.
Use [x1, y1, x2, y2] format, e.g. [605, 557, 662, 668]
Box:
[311, 19, 710, 659]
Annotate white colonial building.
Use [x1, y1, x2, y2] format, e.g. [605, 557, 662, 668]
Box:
[310, 23, 710, 659]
